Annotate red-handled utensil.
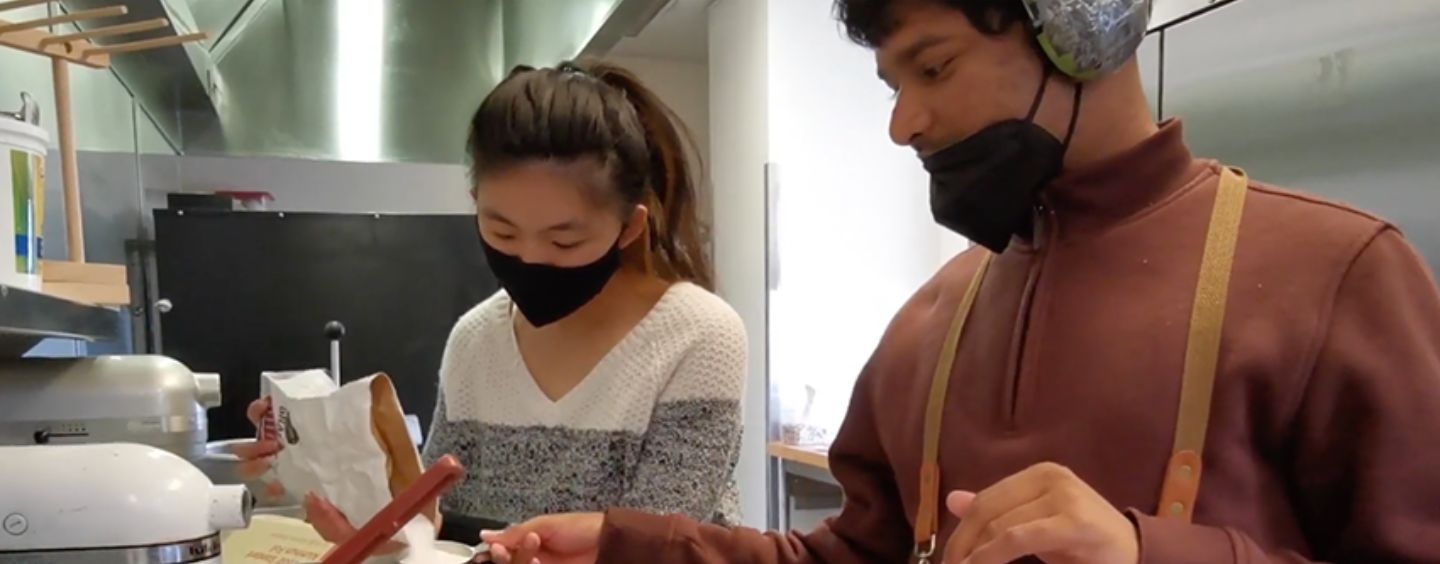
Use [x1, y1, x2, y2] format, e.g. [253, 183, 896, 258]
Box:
[319, 454, 465, 564]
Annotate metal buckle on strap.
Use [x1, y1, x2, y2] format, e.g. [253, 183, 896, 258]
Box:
[913, 535, 937, 564]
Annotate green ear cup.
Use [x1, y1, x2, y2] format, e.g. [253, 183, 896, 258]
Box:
[1024, 0, 1152, 81]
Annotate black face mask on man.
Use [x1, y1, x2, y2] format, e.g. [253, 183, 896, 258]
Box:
[920, 67, 1082, 253]
[480, 233, 624, 327]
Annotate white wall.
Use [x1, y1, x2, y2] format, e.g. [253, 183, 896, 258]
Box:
[707, 0, 771, 529]
[703, 0, 971, 528]
[765, 0, 946, 437]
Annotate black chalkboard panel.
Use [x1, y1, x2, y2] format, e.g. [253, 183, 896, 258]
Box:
[154, 210, 497, 441]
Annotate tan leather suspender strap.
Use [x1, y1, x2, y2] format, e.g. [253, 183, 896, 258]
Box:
[910, 167, 1249, 558]
[913, 251, 993, 561]
[1156, 167, 1249, 522]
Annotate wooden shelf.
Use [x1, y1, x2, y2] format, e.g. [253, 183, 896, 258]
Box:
[767, 441, 831, 471]
[41, 260, 129, 306]
[0, 6, 118, 68]
[1, 0, 206, 265]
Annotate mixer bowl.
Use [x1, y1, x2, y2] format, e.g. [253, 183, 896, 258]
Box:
[397, 541, 478, 564]
[196, 438, 301, 511]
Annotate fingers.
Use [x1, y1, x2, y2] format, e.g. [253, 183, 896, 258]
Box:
[480, 513, 603, 563]
[944, 480, 1046, 562]
[961, 515, 1071, 564]
[479, 525, 533, 550]
[946, 463, 1137, 564]
[486, 540, 540, 564]
[303, 493, 357, 544]
[489, 543, 510, 563]
[481, 526, 545, 564]
[246, 397, 271, 426]
[946, 490, 977, 517]
[236, 459, 272, 480]
[302, 493, 407, 553]
[943, 464, 1079, 563]
[232, 439, 281, 461]
[234, 441, 280, 482]
[954, 493, 1054, 561]
[510, 532, 541, 564]
[262, 480, 287, 504]
[236, 460, 275, 483]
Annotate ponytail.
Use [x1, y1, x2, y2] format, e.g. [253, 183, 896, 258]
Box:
[586, 61, 714, 290]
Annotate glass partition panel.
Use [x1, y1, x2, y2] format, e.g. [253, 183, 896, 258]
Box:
[1165, 0, 1440, 272]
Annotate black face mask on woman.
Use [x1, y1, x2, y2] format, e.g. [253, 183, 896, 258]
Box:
[920, 68, 1082, 253]
[480, 234, 624, 327]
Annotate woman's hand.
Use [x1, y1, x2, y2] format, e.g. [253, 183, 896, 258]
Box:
[481, 513, 603, 564]
[303, 493, 410, 555]
[303, 493, 357, 543]
[234, 397, 404, 554]
[231, 397, 286, 501]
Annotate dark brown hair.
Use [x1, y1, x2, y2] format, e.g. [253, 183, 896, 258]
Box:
[466, 59, 712, 290]
[834, 0, 1029, 47]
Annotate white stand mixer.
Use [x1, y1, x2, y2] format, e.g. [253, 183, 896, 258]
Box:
[0, 442, 253, 563]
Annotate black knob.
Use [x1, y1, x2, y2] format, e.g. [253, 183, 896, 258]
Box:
[324, 321, 346, 340]
[32, 429, 49, 444]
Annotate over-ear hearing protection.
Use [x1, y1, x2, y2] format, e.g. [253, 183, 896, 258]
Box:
[1021, 0, 1152, 81]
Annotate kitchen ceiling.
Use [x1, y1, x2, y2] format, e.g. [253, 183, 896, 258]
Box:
[60, 0, 670, 164]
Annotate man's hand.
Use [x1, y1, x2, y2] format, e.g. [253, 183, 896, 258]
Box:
[942, 462, 1139, 564]
[481, 513, 604, 564]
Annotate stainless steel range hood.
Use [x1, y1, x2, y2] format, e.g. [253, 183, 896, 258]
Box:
[59, 0, 215, 154]
[67, 0, 668, 164]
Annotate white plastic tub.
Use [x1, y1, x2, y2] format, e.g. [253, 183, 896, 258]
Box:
[397, 540, 477, 564]
[0, 117, 47, 292]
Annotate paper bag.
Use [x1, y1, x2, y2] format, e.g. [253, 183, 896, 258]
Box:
[263, 369, 427, 528]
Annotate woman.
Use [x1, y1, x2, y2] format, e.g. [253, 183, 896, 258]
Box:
[237, 59, 747, 547]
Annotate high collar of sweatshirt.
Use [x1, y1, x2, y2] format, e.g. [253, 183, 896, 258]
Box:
[1031, 119, 1209, 241]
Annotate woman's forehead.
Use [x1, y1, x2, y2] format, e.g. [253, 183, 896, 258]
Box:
[477, 162, 617, 227]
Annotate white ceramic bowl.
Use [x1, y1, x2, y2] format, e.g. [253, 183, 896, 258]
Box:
[398, 540, 477, 564]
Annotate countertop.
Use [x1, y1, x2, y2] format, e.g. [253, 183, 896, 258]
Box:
[767, 442, 830, 471]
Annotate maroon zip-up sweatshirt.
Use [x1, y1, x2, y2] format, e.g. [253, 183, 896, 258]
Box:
[597, 121, 1440, 562]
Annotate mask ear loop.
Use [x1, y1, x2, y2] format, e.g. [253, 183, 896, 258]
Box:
[1061, 84, 1084, 149]
[1024, 65, 1053, 122]
[1023, 65, 1084, 150]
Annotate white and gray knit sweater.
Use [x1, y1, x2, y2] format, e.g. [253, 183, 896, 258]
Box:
[419, 282, 747, 525]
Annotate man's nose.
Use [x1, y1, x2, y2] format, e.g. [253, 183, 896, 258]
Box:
[889, 89, 932, 149]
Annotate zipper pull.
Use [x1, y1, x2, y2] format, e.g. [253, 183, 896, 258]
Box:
[1032, 204, 1048, 251]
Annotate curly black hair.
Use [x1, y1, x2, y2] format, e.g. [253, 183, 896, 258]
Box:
[834, 0, 1030, 47]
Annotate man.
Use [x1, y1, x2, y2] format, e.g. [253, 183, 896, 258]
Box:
[483, 0, 1440, 562]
